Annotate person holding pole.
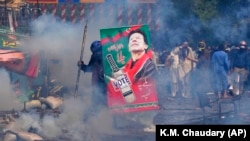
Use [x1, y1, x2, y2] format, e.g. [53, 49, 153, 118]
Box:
[77, 41, 107, 111]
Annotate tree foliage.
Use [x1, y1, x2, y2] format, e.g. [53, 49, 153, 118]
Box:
[191, 0, 219, 22]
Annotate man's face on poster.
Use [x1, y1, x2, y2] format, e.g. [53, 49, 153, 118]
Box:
[0, 49, 25, 73]
[128, 33, 148, 52]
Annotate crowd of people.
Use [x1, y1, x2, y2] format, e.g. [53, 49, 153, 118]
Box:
[157, 40, 250, 101]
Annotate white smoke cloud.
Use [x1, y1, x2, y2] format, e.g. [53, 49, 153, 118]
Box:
[0, 9, 120, 140]
[0, 68, 23, 111]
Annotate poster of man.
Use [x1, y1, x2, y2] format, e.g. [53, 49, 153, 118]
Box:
[0, 33, 41, 102]
[100, 24, 159, 113]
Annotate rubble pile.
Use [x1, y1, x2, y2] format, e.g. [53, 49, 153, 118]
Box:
[0, 96, 65, 141]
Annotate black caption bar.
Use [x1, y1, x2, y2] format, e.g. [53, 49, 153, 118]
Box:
[156, 125, 250, 140]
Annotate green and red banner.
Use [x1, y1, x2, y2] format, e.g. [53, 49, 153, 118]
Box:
[0, 29, 40, 78]
[0, 29, 41, 102]
[100, 24, 159, 113]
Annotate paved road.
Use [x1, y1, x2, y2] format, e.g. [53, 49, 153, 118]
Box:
[103, 92, 250, 141]
[156, 91, 250, 125]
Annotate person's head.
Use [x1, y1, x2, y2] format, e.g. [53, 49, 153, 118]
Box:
[239, 40, 247, 50]
[182, 41, 189, 48]
[218, 43, 225, 51]
[240, 40, 247, 46]
[90, 40, 102, 54]
[198, 40, 206, 51]
[128, 29, 148, 52]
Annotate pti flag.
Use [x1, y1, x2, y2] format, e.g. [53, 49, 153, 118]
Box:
[0, 49, 40, 78]
[100, 24, 159, 113]
[0, 31, 40, 78]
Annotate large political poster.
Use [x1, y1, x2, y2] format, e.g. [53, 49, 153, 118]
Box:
[0, 32, 40, 78]
[100, 24, 159, 113]
[0, 31, 41, 102]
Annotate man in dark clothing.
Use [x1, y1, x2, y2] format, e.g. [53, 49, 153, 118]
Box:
[78, 40, 106, 109]
[230, 40, 249, 95]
